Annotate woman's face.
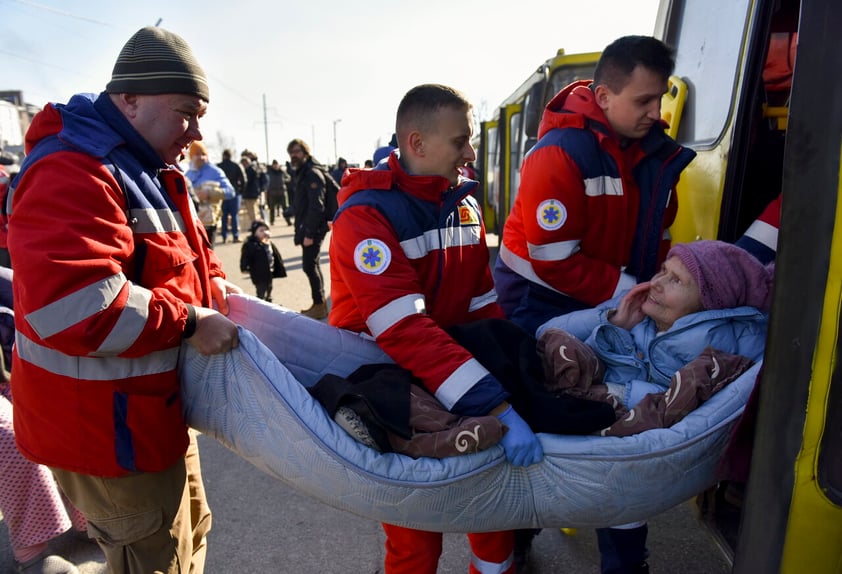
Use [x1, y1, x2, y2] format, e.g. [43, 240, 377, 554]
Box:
[642, 256, 703, 331]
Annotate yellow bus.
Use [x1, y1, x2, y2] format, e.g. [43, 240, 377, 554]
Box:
[478, 50, 599, 234]
[657, 0, 842, 571]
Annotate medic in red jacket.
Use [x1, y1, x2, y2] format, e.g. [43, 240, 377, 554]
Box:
[494, 80, 695, 333]
[329, 154, 509, 416]
[7, 93, 229, 477]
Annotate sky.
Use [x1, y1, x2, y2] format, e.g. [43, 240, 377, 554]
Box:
[1, 0, 660, 167]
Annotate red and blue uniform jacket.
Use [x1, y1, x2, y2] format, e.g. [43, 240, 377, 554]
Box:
[0, 164, 9, 249]
[495, 80, 696, 332]
[7, 92, 224, 477]
[735, 193, 780, 264]
[329, 154, 508, 416]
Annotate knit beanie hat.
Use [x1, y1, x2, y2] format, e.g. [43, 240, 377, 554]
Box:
[667, 240, 775, 312]
[106, 27, 209, 101]
[250, 220, 269, 235]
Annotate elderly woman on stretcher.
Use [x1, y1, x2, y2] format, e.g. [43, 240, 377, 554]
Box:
[535, 240, 775, 437]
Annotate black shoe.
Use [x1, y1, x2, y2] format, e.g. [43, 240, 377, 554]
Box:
[232, 238, 241, 243]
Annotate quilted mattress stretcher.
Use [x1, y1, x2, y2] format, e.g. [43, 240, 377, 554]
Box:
[179, 295, 757, 532]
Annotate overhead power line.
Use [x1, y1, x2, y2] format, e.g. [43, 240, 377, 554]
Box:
[10, 0, 114, 26]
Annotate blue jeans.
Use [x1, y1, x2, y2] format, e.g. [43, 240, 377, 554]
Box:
[220, 196, 241, 241]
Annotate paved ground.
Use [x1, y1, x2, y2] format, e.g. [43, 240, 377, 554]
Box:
[0, 214, 732, 573]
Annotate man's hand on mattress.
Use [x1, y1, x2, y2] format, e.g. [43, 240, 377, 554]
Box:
[496, 405, 544, 466]
[210, 276, 244, 315]
[187, 307, 240, 355]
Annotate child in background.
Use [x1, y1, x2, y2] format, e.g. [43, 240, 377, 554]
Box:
[240, 221, 286, 302]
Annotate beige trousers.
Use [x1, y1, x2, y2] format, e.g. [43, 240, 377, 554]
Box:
[52, 430, 211, 574]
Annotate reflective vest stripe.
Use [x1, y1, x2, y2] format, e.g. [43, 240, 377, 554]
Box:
[15, 332, 179, 380]
[743, 219, 778, 251]
[498, 243, 562, 294]
[584, 175, 624, 197]
[366, 294, 426, 338]
[435, 358, 490, 411]
[400, 226, 481, 260]
[91, 284, 153, 356]
[470, 552, 514, 574]
[528, 238, 581, 261]
[25, 273, 127, 339]
[129, 207, 186, 234]
[468, 289, 497, 313]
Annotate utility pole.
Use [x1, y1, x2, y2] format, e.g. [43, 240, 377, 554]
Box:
[333, 118, 342, 164]
[263, 94, 269, 164]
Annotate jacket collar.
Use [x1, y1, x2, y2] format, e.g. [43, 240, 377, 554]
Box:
[339, 151, 471, 205]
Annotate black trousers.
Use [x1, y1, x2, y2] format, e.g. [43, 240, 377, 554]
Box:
[301, 241, 324, 304]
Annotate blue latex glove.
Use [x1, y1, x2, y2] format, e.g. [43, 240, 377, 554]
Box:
[496, 405, 544, 467]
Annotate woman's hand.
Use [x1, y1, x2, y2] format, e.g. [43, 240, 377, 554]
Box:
[608, 282, 650, 330]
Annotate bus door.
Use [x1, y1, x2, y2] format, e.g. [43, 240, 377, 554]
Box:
[732, 2, 842, 571]
[656, 0, 842, 570]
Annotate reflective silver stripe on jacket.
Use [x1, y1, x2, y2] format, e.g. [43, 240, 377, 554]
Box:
[584, 175, 624, 197]
[129, 207, 186, 234]
[743, 219, 778, 250]
[528, 238, 581, 261]
[24, 273, 152, 355]
[22, 274, 103, 332]
[435, 358, 491, 411]
[90, 285, 153, 356]
[498, 243, 563, 294]
[400, 226, 481, 260]
[468, 289, 497, 313]
[15, 332, 179, 380]
[366, 294, 426, 338]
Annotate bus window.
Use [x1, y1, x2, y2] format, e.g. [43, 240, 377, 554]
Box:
[486, 125, 500, 211]
[523, 80, 544, 149]
[546, 64, 598, 106]
[666, 0, 751, 146]
[508, 111, 522, 211]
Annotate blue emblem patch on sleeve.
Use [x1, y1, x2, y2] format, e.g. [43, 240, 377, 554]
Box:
[354, 238, 391, 275]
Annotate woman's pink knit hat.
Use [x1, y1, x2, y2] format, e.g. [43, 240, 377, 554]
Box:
[667, 240, 775, 312]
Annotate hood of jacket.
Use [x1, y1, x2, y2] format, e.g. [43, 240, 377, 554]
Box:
[537, 80, 609, 139]
[25, 92, 167, 171]
[538, 80, 670, 143]
[337, 152, 471, 206]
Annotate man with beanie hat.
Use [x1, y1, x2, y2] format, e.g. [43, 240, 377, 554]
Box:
[6, 26, 242, 574]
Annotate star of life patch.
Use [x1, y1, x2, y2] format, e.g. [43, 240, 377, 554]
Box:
[354, 238, 391, 275]
[537, 199, 567, 231]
